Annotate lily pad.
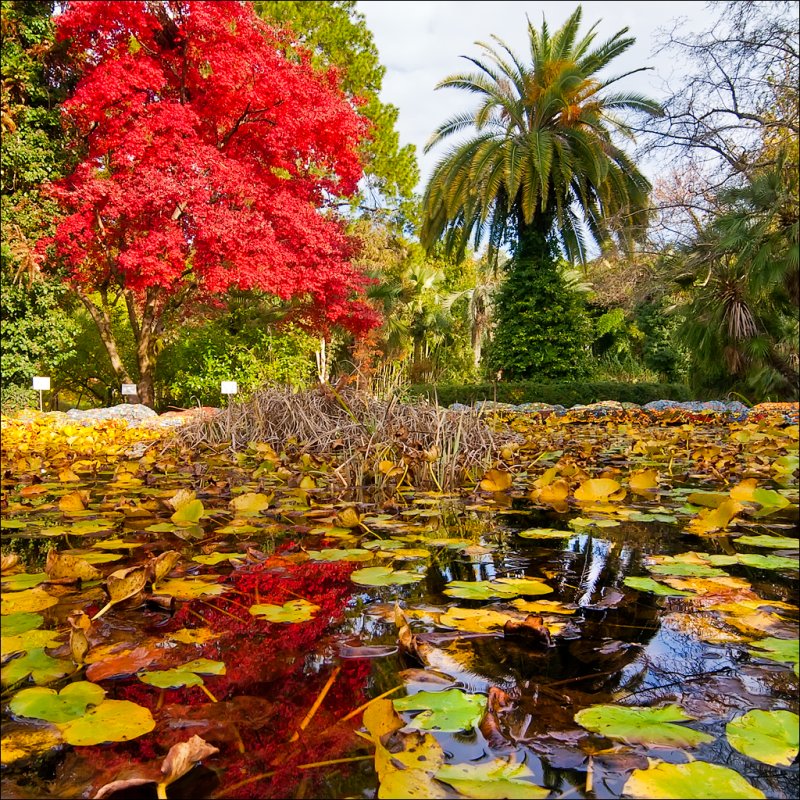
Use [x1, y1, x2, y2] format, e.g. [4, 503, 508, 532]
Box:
[726, 709, 799, 766]
[443, 578, 552, 600]
[1, 648, 72, 686]
[59, 699, 155, 745]
[748, 637, 799, 675]
[9, 681, 106, 723]
[516, 528, 573, 539]
[306, 548, 374, 562]
[734, 534, 798, 549]
[708, 553, 798, 571]
[156, 577, 225, 599]
[229, 492, 271, 514]
[351, 566, 424, 586]
[622, 759, 765, 799]
[249, 599, 319, 623]
[192, 552, 247, 565]
[436, 760, 549, 799]
[393, 689, 486, 732]
[574, 704, 714, 748]
[1, 586, 58, 615]
[1, 612, 43, 637]
[1, 572, 47, 591]
[2, 628, 62, 657]
[1, 725, 63, 765]
[171, 499, 205, 526]
[623, 577, 694, 596]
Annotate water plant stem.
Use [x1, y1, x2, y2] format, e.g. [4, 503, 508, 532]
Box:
[337, 683, 405, 722]
[289, 665, 342, 742]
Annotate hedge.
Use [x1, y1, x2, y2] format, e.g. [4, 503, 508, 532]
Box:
[407, 381, 696, 408]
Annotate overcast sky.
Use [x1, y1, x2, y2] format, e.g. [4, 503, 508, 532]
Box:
[358, 1, 718, 193]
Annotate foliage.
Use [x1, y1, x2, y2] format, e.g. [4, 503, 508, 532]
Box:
[252, 0, 418, 216]
[407, 380, 695, 407]
[45, 0, 379, 406]
[156, 321, 317, 408]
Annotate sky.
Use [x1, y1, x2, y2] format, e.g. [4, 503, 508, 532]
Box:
[357, 1, 719, 193]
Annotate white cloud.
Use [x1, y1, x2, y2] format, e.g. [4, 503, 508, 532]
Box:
[358, 0, 716, 191]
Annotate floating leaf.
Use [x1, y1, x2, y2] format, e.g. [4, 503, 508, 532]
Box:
[575, 478, 625, 502]
[394, 689, 487, 732]
[59, 699, 155, 745]
[150, 550, 181, 585]
[59, 490, 89, 512]
[171, 499, 204, 526]
[708, 553, 798, 571]
[1, 586, 58, 615]
[480, 469, 512, 493]
[9, 681, 105, 723]
[511, 599, 576, 615]
[249, 599, 319, 623]
[574, 704, 714, 747]
[2, 628, 61, 656]
[0, 725, 63, 765]
[336, 507, 362, 528]
[351, 566, 423, 586]
[686, 499, 742, 534]
[229, 492, 271, 515]
[726, 710, 799, 766]
[167, 628, 221, 646]
[92, 565, 148, 620]
[622, 760, 765, 799]
[436, 759, 549, 799]
[438, 607, 514, 633]
[1, 612, 43, 636]
[624, 577, 695, 596]
[45, 551, 101, 582]
[306, 548, 374, 562]
[443, 578, 552, 600]
[628, 469, 660, 495]
[1, 572, 47, 591]
[516, 528, 572, 539]
[85, 645, 159, 682]
[734, 534, 798, 549]
[1, 647, 72, 686]
[192, 552, 248, 565]
[748, 637, 799, 675]
[155, 577, 225, 599]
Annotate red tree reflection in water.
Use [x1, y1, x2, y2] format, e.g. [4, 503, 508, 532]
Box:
[78, 556, 375, 799]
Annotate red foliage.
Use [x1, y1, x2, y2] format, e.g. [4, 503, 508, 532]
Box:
[48, 1, 380, 334]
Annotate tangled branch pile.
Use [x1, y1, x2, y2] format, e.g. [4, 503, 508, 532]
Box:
[177, 386, 516, 490]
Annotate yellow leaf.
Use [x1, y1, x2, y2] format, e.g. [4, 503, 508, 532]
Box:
[539, 479, 569, 504]
[730, 478, 760, 503]
[336, 507, 362, 528]
[574, 478, 624, 503]
[686, 499, 743, 534]
[299, 476, 316, 490]
[480, 469, 512, 493]
[629, 469, 660, 495]
[229, 492, 271, 514]
[58, 469, 81, 482]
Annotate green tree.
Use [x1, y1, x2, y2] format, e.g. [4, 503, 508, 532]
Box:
[1, 0, 76, 404]
[421, 6, 660, 379]
[253, 0, 418, 214]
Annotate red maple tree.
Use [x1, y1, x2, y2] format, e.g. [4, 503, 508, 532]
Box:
[46, 0, 380, 406]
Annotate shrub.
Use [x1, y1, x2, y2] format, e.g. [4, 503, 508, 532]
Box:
[408, 381, 696, 408]
[1, 385, 38, 414]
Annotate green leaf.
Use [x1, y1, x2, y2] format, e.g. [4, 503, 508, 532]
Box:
[138, 668, 205, 689]
[306, 548, 374, 562]
[647, 563, 727, 578]
[9, 681, 105, 723]
[623, 577, 694, 596]
[1, 648, 72, 686]
[443, 578, 552, 600]
[516, 528, 572, 539]
[351, 566, 424, 586]
[171, 499, 204, 526]
[156, 577, 225, 599]
[1, 572, 47, 591]
[748, 637, 799, 675]
[1, 628, 61, 656]
[59, 699, 155, 745]
[249, 599, 319, 623]
[436, 760, 549, 799]
[622, 760, 765, 799]
[1, 586, 58, 615]
[192, 552, 247, 565]
[574, 704, 714, 747]
[1, 612, 43, 636]
[393, 689, 486, 732]
[229, 492, 271, 515]
[734, 535, 798, 549]
[178, 658, 226, 675]
[708, 553, 797, 571]
[726, 710, 799, 766]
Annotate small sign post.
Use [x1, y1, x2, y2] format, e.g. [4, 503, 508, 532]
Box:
[32, 376, 50, 412]
[121, 383, 138, 404]
[220, 380, 238, 404]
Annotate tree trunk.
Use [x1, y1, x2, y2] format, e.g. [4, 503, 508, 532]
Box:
[131, 288, 160, 408]
[78, 291, 132, 389]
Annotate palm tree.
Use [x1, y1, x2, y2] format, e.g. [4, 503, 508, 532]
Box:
[421, 6, 661, 378]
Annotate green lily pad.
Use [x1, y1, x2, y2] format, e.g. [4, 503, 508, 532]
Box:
[734, 535, 798, 549]
[145, 523, 177, 533]
[647, 563, 727, 578]
[393, 689, 486, 732]
[59, 699, 155, 745]
[249, 599, 319, 623]
[748, 637, 799, 675]
[569, 517, 620, 529]
[229, 492, 271, 514]
[306, 548, 374, 562]
[362, 539, 407, 551]
[1, 586, 58, 615]
[351, 566, 424, 586]
[171, 499, 204, 526]
[62, 551, 124, 564]
[623, 577, 695, 596]
[436, 760, 549, 799]
[178, 658, 226, 675]
[622, 759, 765, 799]
[156, 577, 225, 599]
[516, 528, 572, 539]
[708, 553, 798, 571]
[9, 681, 105, 723]
[1, 573, 47, 591]
[2, 628, 61, 657]
[629, 512, 677, 523]
[443, 578, 552, 600]
[1, 612, 43, 637]
[726, 709, 799, 766]
[574, 704, 714, 747]
[92, 539, 143, 550]
[138, 657, 225, 689]
[192, 552, 247, 565]
[1, 648, 72, 686]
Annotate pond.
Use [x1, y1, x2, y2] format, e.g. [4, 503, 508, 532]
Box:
[1, 414, 798, 799]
